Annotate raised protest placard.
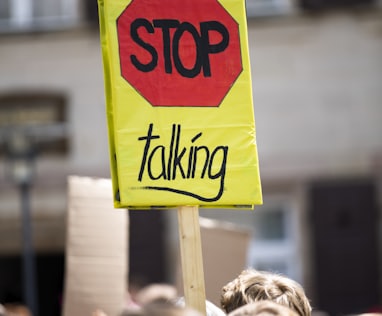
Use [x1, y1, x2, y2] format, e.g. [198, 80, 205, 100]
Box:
[98, 0, 262, 313]
[97, 0, 262, 209]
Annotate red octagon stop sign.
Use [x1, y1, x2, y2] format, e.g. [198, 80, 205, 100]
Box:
[117, 0, 242, 107]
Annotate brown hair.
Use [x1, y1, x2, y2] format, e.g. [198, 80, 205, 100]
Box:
[220, 269, 311, 316]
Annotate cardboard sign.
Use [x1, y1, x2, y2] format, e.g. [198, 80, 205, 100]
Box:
[98, 0, 262, 208]
[176, 217, 251, 306]
[63, 176, 128, 316]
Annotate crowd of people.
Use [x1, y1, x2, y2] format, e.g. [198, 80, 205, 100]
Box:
[91, 268, 312, 316]
[0, 268, 313, 316]
[2, 268, 380, 316]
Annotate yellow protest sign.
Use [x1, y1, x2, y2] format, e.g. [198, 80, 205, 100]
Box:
[98, 0, 262, 208]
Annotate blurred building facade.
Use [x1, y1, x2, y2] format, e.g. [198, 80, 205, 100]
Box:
[0, 0, 381, 315]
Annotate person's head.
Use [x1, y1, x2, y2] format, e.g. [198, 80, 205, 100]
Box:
[2, 303, 32, 316]
[120, 301, 203, 316]
[174, 297, 226, 316]
[228, 300, 299, 316]
[0, 304, 6, 316]
[92, 309, 108, 316]
[134, 284, 178, 306]
[220, 269, 311, 316]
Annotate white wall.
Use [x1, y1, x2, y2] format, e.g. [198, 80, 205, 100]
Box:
[248, 11, 382, 180]
[0, 31, 109, 174]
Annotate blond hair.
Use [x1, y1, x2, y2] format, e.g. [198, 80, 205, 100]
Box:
[228, 300, 299, 316]
[221, 269, 312, 316]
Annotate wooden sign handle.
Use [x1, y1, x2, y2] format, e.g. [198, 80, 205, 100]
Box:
[177, 205, 207, 315]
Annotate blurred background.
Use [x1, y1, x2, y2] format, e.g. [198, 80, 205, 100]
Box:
[0, 0, 381, 315]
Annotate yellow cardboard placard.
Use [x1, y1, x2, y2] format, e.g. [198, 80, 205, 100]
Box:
[98, 0, 262, 208]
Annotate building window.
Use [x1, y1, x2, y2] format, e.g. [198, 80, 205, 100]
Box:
[247, 196, 301, 282]
[0, 92, 69, 156]
[252, 206, 286, 241]
[298, 0, 377, 10]
[0, 0, 80, 33]
[246, 0, 295, 17]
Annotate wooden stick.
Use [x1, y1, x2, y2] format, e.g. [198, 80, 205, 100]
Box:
[177, 205, 206, 315]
